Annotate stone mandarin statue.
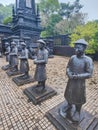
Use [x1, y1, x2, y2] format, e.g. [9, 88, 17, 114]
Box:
[2, 41, 11, 70]
[19, 41, 29, 79]
[34, 39, 48, 92]
[60, 39, 93, 122]
[9, 41, 18, 72]
[5, 42, 11, 63]
[23, 39, 56, 104]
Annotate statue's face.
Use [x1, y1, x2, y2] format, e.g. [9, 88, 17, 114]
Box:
[38, 43, 44, 49]
[11, 44, 15, 48]
[5, 42, 9, 48]
[74, 44, 86, 56]
[5, 44, 9, 48]
[21, 45, 25, 49]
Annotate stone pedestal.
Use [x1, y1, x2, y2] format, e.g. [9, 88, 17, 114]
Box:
[24, 85, 57, 105]
[48, 55, 54, 58]
[12, 75, 34, 86]
[6, 70, 21, 76]
[2, 65, 11, 71]
[46, 102, 97, 130]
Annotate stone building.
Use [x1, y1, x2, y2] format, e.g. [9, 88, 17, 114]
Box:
[0, 0, 42, 49]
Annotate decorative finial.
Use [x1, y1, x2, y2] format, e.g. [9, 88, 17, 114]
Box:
[37, 4, 40, 16]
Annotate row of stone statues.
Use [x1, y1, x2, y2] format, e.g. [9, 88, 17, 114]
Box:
[4, 39, 48, 91]
[2, 38, 93, 128]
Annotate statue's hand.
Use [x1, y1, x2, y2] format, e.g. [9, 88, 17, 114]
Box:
[72, 74, 78, 79]
[34, 59, 37, 64]
[68, 73, 74, 79]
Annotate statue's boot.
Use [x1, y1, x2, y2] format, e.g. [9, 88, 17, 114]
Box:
[60, 104, 72, 118]
[22, 75, 29, 79]
[12, 66, 18, 72]
[35, 81, 46, 93]
[41, 81, 45, 90]
[72, 111, 80, 122]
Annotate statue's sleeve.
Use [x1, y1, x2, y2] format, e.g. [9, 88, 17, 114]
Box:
[5, 47, 10, 54]
[19, 49, 28, 59]
[66, 57, 73, 78]
[78, 57, 93, 79]
[8, 47, 11, 53]
[25, 49, 29, 59]
[44, 50, 48, 63]
[10, 47, 18, 55]
[14, 47, 18, 55]
[34, 50, 48, 64]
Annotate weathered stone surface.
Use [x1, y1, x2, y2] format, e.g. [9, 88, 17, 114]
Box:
[6, 70, 21, 76]
[0, 56, 98, 130]
[12, 75, 34, 86]
[24, 85, 57, 105]
[2, 65, 11, 70]
[46, 102, 98, 130]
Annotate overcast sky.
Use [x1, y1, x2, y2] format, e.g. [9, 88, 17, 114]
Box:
[0, 0, 98, 21]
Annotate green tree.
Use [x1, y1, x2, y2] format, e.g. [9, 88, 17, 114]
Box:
[41, 14, 62, 37]
[3, 16, 12, 25]
[59, 0, 83, 19]
[54, 13, 87, 34]
[0, 4, 12, 23]
[70, 21, 98, 54]
[39, 0, 60, 31]
[39, 0, 59, 17]
[55, 19, 70, 34]
[39, 0, 85, 37]
[57, 0, 86, 34]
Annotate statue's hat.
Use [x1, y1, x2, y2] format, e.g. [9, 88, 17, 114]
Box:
[5, 42, 9, 45]
[74, 39, 88, 46]
[19, 39, 24, 42]
[37, 39, 46, 45]
[11, 41, 16, 45]
[21, 42, 26, 46]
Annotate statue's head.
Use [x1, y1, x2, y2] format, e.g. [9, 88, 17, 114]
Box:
[5, 42, 10, 48]
[37, 39, 46, 49]
[21, 42, 26, 49]
[11, 41, 16, 48]
[74, 39, 88, 57]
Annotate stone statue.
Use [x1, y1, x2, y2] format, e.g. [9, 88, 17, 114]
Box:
[60, 39, 93, 123]
[9, 41, 18, 72]
[24, 39, 56, 104]
[5, 42, 11, 63]
[19, 41, 29, 79]
[2, 42, 11, 70]
[34, 39, 48, 92]
[0, 44, 2, 57]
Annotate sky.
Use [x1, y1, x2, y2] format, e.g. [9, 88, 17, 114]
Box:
[0, 0, 98, 21]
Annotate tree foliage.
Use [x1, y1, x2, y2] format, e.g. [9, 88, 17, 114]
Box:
[70, 21, 98, 54]
[59, 0, 83, 19]
[39, 0, 85, 37]
[0, 4, 12, 23]
[39, 0, 60, 36]
[54, 13, 87, 34]
[41, 14, 62, 37]
[39, 0, 59, 17]
[3, 16, 12, 25]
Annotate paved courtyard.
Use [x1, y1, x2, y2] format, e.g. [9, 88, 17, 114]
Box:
[0, 56, 98, 130]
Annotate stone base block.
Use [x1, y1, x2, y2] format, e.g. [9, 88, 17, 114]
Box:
[12, 76, 34, 86]
[48, 55, 54, 58]
[45, 102, 97, 130]
[2, 65, 10, 71]
[24, 85, 57, 105]
[6, 70, 21, 76]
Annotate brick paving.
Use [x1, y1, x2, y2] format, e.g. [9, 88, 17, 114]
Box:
[0, 56, 98, 130]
